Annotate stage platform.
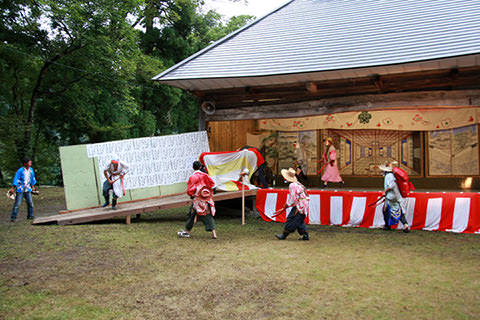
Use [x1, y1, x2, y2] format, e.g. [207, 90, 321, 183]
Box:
[33, 189, 257, 225]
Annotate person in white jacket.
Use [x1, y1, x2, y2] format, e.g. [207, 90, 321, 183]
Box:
[102, 156, 129, 209]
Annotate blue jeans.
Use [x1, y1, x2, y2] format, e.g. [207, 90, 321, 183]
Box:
[11, 191, 34, 220]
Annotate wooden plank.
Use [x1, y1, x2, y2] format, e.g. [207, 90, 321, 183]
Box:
[211, 75, 480, 108]
[58, 192, 186, 214]
[200, 68, 480, 110]
[200, 66, 480, 96]
[207, 120, 256, 152]
[206, 90, 480, 121]
[33, 189, 258, 225]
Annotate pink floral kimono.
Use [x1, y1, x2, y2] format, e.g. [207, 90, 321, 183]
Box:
[286, 181, 310, 215]
[321, 146, 343, 183]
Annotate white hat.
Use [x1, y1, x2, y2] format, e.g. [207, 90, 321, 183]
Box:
[379, 164, 393, 172]
[379, 160, 398, 172]
[281, 168, 298, 183]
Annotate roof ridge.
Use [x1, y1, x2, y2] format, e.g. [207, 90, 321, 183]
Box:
[152, 0, 296, 81]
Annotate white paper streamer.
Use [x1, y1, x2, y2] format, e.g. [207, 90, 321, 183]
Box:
[86, 131, 210, 190]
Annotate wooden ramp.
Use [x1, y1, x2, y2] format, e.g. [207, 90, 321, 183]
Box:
[33, 189, 257, 225]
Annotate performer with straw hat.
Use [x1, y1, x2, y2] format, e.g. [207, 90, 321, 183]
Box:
[379, 161, 410, 232]
[275, 168, 310, 240]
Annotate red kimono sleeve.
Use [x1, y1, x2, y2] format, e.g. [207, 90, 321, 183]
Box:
[187, 175, 198, 197]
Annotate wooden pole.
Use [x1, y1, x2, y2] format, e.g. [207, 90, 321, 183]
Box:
[241, 175, 245, 225]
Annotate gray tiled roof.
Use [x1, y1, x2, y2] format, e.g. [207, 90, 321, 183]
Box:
[154, 0, 480, 82]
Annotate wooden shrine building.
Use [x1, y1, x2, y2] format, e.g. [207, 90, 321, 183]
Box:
[154, 0, 480, 190]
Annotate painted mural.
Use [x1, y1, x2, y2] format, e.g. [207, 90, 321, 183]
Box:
[429, 124, 479, 175]
[277, 131, 317, 175]
[324, 129, 421, 176]
[247, 124, 478, 178]
[258, 107, 480, 132]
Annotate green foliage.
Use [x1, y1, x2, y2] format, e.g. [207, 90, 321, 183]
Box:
[0, 0, 255, 185]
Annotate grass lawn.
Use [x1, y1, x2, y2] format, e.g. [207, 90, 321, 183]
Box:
[1, 187, 479, 319]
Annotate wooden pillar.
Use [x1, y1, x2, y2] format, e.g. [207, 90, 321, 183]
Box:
[125, 215, 131, 225]
[199, 108, 206, 131]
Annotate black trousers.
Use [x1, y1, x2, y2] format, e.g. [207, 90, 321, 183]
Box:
[383, 203, 407, 226]
[284, 207, 307, 234]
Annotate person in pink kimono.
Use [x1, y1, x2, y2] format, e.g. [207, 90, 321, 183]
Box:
[275, 168, 310, 241]
[321, 137, 344, 188]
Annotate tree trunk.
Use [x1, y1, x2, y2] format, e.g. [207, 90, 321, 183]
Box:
[31, 121, 42, 164]
[22, 60, 52, 158]
[22, 43, 83, 157]
[143, 1, 155, 54]
[0, 167, 4, 186]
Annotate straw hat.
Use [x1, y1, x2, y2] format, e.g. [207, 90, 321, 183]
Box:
[281, 168, 298, 183]
[379, 160, 398, 172]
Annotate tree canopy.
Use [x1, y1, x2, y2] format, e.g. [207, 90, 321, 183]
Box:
[0, 0, 254, 185]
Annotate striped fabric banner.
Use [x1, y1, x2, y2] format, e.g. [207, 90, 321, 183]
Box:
[256, 189, 480, 234]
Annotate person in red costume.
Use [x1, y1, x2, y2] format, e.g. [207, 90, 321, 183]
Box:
[178, 161, 217, 239]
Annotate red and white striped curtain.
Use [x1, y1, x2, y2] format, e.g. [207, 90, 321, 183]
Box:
[256, 189, 480, 234]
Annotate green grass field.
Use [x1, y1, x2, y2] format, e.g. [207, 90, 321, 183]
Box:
[1, 187, 479, 319]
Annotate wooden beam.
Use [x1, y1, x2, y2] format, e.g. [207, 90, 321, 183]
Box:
[197, 67, 480, 109]
[199, 106, 206, 131]
[193, 91, 205, 98]
[372, 74, 384, 93]
[306, 82, 318, 93]
[198, 66, 480, 96]
[126, 215, 131, 225]
[205, 89, 480, 121]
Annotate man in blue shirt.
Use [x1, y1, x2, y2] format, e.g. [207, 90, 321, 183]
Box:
[9, 157, 37, 222]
